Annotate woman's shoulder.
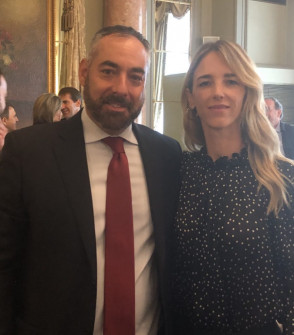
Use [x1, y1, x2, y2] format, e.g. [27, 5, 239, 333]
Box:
[277, 159, 294, 180]
[182, 150, 202, 163]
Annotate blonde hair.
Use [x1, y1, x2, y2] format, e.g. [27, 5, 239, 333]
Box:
[182, 40, 292, 216]
[33, 93, 61, 124]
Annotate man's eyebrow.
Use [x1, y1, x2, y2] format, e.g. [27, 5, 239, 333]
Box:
[131, 67, 145, 75]
[100, 60, 118, 68]
[99, 61, 145, 75]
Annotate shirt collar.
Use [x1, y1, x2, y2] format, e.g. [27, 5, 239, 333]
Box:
[81, 108, 138, 145]
[276, 122, 281, 133]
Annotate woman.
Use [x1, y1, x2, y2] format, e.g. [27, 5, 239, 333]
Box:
[33, 93, 62, 124]
[171, 40, 294, 334]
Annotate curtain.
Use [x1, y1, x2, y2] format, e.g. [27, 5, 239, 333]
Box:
[153, 1, 190, 131]
[59, 0, 86, 90]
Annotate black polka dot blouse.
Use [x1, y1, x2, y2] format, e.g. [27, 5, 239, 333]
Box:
[172, 147, 294, 334]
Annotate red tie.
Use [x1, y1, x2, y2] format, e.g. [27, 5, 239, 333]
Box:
[102, 137, 135, 335]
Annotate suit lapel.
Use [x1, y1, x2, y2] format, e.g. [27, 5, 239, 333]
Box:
[53, 114, 97, 278]
[132, 123, 161, 220]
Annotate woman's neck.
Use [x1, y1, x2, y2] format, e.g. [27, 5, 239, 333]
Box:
[204, 129, 244, 162]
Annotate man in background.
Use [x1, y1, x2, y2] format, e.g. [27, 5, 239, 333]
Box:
[0, 25, 181, 334]
[0, 68, 8, 151]
[58, 86, 82, 119]
[265, 97, 294, 159]
[0, 103, 19, 132]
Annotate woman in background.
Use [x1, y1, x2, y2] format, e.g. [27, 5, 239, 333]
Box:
[171, 40, 294, 334]
[33, 93, 62, 124]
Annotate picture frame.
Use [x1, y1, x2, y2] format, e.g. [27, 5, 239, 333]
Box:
[0, 0, 57, 128]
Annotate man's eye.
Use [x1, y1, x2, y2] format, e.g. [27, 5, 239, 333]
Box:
[131, 75, 144, 82]
[101, 69, 115, 75]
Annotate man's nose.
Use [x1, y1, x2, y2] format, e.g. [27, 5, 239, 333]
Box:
[112, 74, 128, 95]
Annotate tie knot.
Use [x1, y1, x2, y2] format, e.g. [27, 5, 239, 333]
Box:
[103, 137, 125, 154]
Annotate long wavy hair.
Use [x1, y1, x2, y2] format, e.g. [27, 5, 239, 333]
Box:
[33, 93, 61, 125]
[182, 40, 292, 216]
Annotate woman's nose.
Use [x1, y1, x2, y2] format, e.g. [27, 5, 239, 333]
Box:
[213, 83, 224, 99]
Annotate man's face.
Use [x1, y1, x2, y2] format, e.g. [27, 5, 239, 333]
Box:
[265, 98, 281, 129]
[0, 75, 7, 113]
[79, 35, 149, 135]
[59, 93, 81, 119]
[3, 106, 19, 132]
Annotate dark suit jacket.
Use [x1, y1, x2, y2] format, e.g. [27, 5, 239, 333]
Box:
[0, 111, 182, 335]
[280, 121, 294, 159]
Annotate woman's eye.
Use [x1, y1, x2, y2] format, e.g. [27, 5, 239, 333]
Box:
[227, 79, 239, 86]
[198, 81, 210, 87]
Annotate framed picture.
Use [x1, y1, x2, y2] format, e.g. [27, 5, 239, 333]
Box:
[0, 0, 56, 128]
[252, 0, 286, 4]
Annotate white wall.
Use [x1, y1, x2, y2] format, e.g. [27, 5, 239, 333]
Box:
[246, 0, 288, 67]
[85, 0, 104, 53]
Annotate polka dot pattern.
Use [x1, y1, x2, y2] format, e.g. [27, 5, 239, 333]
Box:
[172, 147, 294, 334]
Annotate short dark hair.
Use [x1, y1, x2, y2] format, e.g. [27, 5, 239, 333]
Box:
[58, 87, 82, 104]
[265, 97, 283, 119]
[94, 25, 149, 51]
[88, 25, 150, 62]
[0, 103, 14, 119]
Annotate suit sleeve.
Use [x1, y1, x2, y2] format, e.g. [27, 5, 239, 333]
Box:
[271, 165, 294, 334]
[0, 133, 28, 334]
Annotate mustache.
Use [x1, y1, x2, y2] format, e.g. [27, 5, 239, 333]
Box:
[102, 94, 132, 109]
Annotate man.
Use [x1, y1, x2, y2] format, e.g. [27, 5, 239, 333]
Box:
[58, 86, 82, 119]
[0, 26, 182, 334]
[0, 68, 8, 151]
[265, 97, 294, 159]
[0, 104, 19, 132]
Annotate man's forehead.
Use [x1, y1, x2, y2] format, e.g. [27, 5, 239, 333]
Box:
[94, 35, 149, 64]
[0, 75, 7, 90]
[265, 99, 275, 108]
[60, 93, 73, 102]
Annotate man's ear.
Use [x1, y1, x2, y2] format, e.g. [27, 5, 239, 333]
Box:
[2, 117, 7, 127]
[79, 58, 88, 87]
[277, 109, 282, 119]
[75, 99, 81, 108]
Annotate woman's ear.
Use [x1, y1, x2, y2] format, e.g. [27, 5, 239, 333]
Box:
[185, 87, 195, 109]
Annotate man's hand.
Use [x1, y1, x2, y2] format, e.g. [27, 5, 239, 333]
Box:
[0, 118, 8, 151]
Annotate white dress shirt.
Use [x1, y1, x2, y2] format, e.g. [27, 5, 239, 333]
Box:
[81, 110, 160, 334]
[276, 122, 285, 155]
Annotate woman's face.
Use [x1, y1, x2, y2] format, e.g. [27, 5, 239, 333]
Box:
[187, 51, 246, 136]
[53, 108, 62, 122]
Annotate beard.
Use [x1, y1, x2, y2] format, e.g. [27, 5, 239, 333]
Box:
[83, 77, 144, 133]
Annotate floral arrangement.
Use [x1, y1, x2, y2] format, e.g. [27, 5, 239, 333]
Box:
[0, 28, 17, 70]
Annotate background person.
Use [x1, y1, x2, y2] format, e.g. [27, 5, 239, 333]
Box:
[0, 68, 8, 151]
[170, 40, 294, 335]
[0, 25, 182, 334]
[0, 103, 19, 132]
[33, 93, 62, 124]
[265, 97, 294, 159]
[58, 86, 82, 119]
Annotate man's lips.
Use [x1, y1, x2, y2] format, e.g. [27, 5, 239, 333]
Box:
[105, 103, 128, 112]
